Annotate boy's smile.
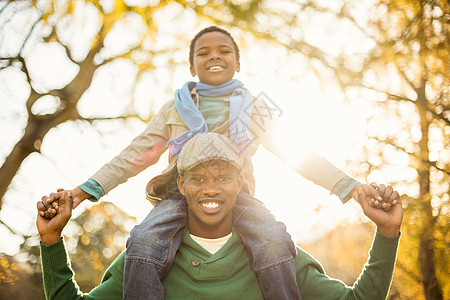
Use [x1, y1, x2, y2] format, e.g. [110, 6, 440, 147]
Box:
[190, 31, 240, 86]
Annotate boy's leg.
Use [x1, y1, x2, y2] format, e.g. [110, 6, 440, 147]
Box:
[123, 196, 188, 300]
[233, 192, 301, 300]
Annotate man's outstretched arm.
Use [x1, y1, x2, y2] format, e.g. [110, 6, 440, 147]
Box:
[295, 185, 403, 299]
[37, 193, 123, 300]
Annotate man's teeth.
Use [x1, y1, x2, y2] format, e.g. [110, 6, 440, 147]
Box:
[209, 66, 222, 70]
[201, 202, 220, 209]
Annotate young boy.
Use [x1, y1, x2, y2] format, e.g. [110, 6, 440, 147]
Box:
[40, 26, 390, 299]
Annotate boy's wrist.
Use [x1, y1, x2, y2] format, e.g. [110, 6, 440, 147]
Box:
[73, 187, 90, 201]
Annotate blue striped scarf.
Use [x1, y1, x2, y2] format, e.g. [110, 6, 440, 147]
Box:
[167, 79, 253, 156]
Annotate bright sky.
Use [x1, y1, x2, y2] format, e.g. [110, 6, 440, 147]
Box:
[0, 1, 388, 255]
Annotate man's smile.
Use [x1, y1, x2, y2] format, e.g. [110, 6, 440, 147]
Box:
[199, 199, 224, 212]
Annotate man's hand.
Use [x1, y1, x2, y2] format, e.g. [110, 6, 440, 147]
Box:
[37, 190, 60, 219]
[369, 182, 399, 211]
[359, 186, 403, 237]
[38, 187, 91, 219]
[36, 192, 74, 245]
[350, 183, 399, 211]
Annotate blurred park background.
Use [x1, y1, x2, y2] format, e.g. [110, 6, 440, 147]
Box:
[0, 0, 448, 299]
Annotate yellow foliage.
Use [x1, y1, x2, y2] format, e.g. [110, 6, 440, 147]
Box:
[80, 234, 90, 245]
[0, 257, 19, 285]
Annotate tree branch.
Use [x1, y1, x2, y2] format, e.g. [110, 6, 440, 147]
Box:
[363, 85, 416, 103]
[99, 45, 143, 66]
[0, 57, 14, 70]
[0, 1, 11, 15]
[337, 3, 377, 42]
[60, 41, 78, 65]
[0, 218, 20, 236]
[362, 86, 450, 126]
[84, 114, 151, 124]
[40, 20, 77, 64]
[395, 60, 419, 95]
[18, 14, 41, 55]
[426, 160, 450, 176]
[372, 137, 450, 176]
[427, 105, 450, 126]
[16, 55, 31, 82]
[395, 261, 423, 283]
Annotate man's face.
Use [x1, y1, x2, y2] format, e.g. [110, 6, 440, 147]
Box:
[178, 160, 243, 238]
[190, 31, 240, 86]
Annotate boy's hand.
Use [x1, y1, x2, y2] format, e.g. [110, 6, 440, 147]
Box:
[38, 187, 91, 219]
[37, 192, 74, 245]
[350, 183, 382, 207]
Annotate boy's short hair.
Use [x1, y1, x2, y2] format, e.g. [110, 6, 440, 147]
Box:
[189, 26, 240, 67]
[177, 133, 243, 175]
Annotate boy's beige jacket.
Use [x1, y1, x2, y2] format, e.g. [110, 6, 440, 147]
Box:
[90, 91, 348, 205]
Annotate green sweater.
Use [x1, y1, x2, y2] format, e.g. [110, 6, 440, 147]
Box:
[40, 228, 400, 299]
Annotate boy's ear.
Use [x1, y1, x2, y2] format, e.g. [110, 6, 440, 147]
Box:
[177, 175, 186, 196]
[236, 61, 240, 72]
[190, 66, 196, 77]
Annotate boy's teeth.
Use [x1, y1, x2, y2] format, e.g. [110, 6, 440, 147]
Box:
[201, 202, 220, 209]
[209, 66, 221, 70]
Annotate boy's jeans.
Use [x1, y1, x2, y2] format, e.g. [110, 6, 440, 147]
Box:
[123, 192, 301, 299]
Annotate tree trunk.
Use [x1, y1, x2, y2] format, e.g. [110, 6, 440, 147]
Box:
[416, 81, 443, 300]
[0, 135, 36, 209]
[0, 36, 101, 209]
[0, 113, 70, 208]
[418, 231, 443, 300]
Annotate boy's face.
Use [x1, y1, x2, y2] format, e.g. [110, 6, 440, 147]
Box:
[190, 31, 240, 86]
[178, 160, 243, 238]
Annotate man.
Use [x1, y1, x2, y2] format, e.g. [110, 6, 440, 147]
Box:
[37, 132, 403, 299]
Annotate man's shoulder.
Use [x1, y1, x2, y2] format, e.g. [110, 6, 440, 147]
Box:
[101, 250, 126, 281]
[294, 246, 325, 274]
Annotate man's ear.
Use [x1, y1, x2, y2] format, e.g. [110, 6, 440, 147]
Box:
[177, 175, 186, 196]
[190, 66, 196, 77]
[235, 61, 240, 73]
